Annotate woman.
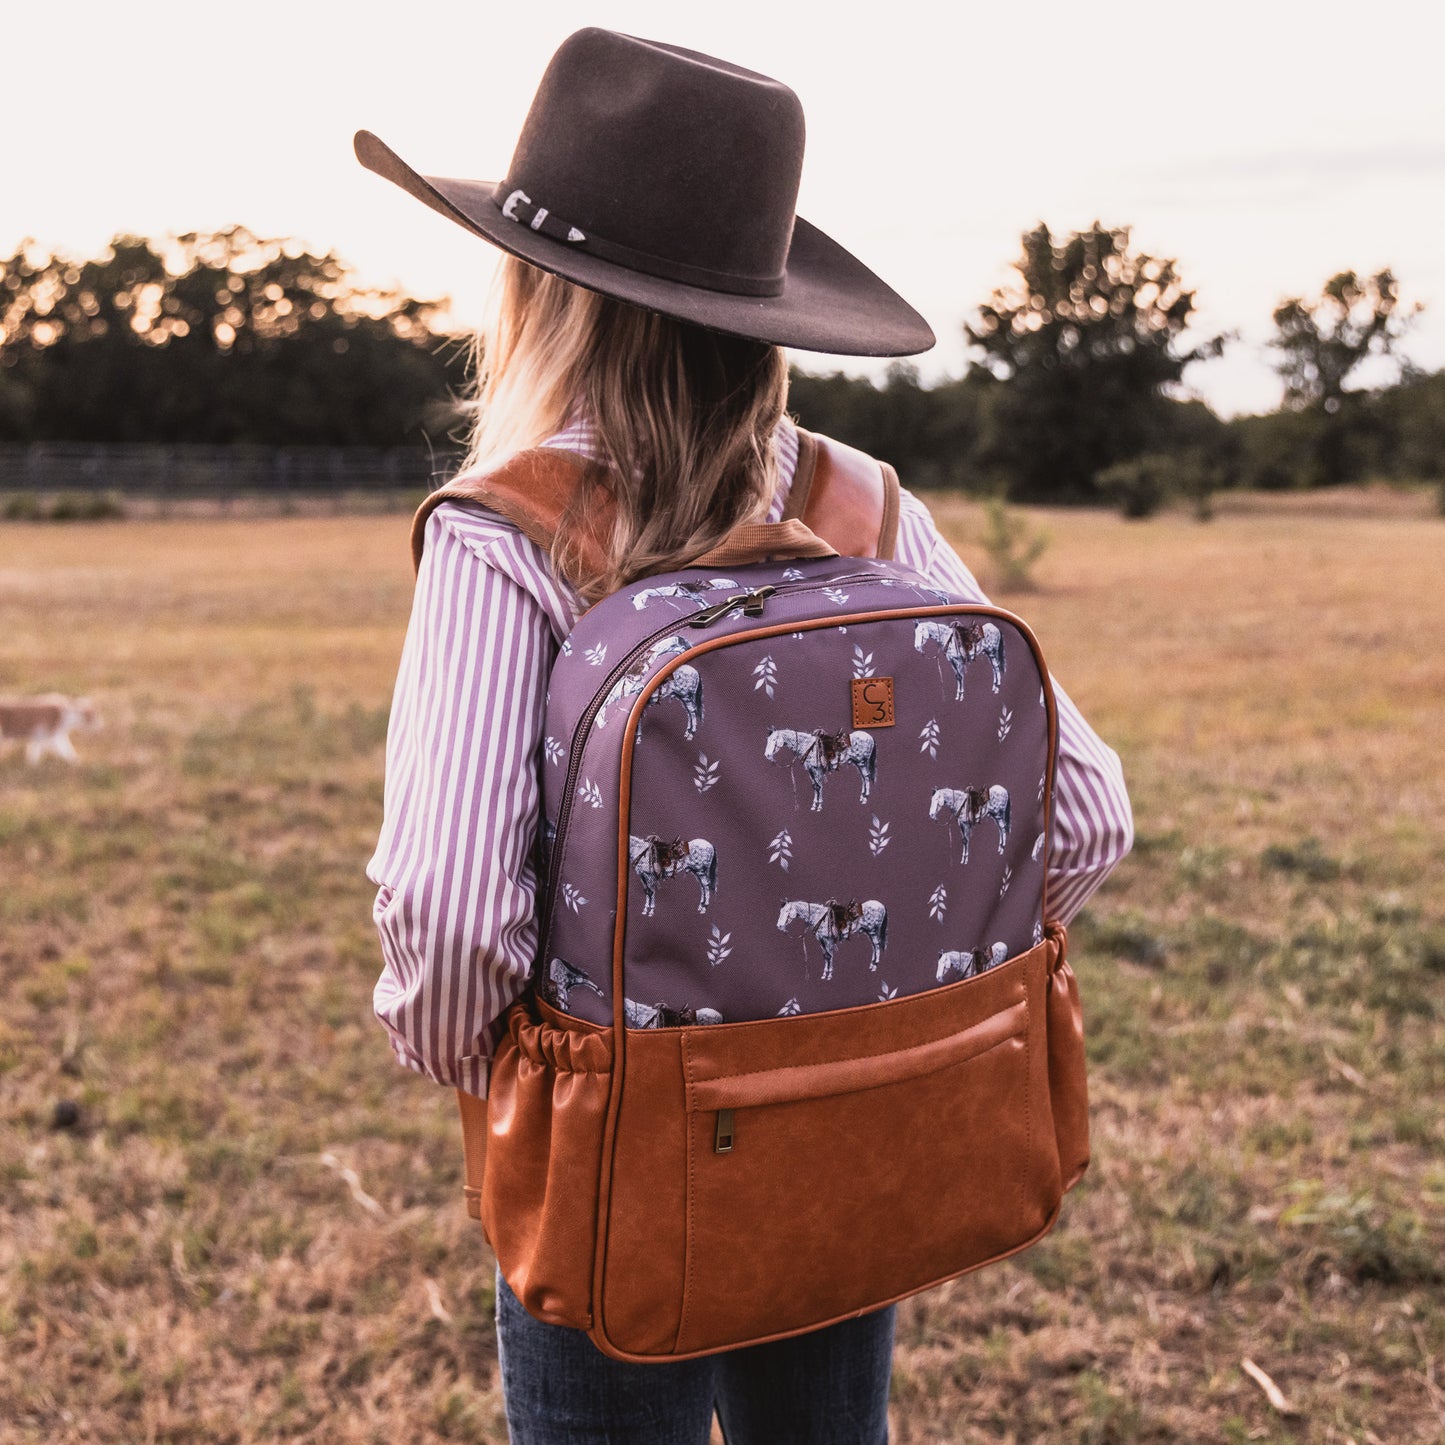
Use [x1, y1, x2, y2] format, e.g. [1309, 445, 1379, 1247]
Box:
[361, 28, 1132, 1444]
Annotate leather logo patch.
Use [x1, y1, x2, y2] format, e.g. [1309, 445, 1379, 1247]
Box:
[851, 677, 895, 729]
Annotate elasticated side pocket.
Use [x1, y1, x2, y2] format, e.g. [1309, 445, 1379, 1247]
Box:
[482, 997, 613, 1330]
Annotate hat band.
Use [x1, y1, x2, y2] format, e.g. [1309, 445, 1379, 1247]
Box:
[493, 182, 787, 299]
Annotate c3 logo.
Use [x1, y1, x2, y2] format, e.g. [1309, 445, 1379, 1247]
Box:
[851, 677, 895, 729]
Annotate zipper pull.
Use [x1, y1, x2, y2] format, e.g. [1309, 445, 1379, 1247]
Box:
[715, 1109, 734, 1153]
[690, 586, 776, 629]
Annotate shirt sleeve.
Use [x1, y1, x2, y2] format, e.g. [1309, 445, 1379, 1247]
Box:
[893, 488, 1134, 925]
[366, 506, 555, 1097]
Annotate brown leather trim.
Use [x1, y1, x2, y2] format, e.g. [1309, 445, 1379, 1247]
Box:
[410, 448, 606, 577]
[804, 434, 890, 559]
[690, 518, 836, 568]
[688, 1000, 1028, 1110]
[457, 1088, 488, 1224]
[411, 427, 898, 582]
[877, 461, 901, 560]
[779, 427, 819, 522]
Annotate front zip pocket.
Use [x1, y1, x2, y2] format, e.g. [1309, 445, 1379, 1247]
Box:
[644, 940, 1062, 1358]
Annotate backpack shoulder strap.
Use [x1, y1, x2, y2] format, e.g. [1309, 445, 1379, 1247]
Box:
[786, 429, 901, 560]
[409, 429, 902, 579]
[409, 448, 613, 577]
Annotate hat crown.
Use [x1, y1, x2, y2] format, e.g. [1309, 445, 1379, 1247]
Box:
[500, 29, 805, 295]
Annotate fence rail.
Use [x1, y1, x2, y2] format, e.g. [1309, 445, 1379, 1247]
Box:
[0, 443, 465, 496]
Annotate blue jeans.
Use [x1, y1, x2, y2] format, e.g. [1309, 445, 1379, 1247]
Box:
[496, 1270, 894, 1444]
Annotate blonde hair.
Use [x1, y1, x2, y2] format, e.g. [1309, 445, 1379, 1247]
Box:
[460, 256, 789, 602]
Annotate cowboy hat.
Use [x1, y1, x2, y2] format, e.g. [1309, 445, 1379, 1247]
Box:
[354, 27, 935, 357]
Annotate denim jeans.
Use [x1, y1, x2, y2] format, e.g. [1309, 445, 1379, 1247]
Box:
[496, 1269, 894, 1444]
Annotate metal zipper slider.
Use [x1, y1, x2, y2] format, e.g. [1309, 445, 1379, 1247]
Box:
[690, 586, 776, 629]
[714, 1109, 734, 1153]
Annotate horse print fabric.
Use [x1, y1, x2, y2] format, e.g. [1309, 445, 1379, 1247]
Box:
[764, 726, 877, 811]
[534, 551, 1055, 1028]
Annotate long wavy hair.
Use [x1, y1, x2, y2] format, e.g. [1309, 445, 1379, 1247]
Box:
[459, 255, 789, 603]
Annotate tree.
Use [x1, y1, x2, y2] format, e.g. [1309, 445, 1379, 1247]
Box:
[1266, 270, 1419, 487]
[1270, 270, 1416, 414]
[0, 228, 468, 446]
[965, 222, 1226, 502]
[787, 363, 992, 489]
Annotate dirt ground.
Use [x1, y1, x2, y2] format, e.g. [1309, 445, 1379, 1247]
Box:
[1, 488, 1441, 1442]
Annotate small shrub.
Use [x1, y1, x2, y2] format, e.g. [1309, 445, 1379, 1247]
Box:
[980, 497, 1050, 591]
[0, 491, 126, 522]
[1095, 454, 1170, 519]
[2, 492, 42, 521]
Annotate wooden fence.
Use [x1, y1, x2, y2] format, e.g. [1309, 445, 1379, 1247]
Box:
[0, 443, 465, 497]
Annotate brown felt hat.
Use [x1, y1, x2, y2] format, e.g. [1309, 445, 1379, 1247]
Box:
[354, 28, 935, 357]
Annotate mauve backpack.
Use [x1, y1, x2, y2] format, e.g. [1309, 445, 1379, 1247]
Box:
[411, 429, 1089, 1361]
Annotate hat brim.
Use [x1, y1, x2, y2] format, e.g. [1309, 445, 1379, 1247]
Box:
[354, 130, 935, 358]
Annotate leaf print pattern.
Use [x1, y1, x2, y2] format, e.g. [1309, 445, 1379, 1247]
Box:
[869, 815, 892, 857]
[562, 884, 588, 913]
[782, 567, 805, 582]
[929, 884, 948, 922]
[585, 642, 608, 667]
[999, 864, 1013, 898]
[560, 638, 573, 656]
[777, 997, 802, 1016]
[693, 753, 720, 792]
[577, 778, 603, 809]
[998, 706, 1013, 742]
[877, 981, 899, 1002]
[544, 736, 565, 766]
[752, 655, 778, 698]
[706, 926, 733, 967]
[769, 828, 793, 871]
[1038, 772, 1047, 804]
[851, 645, 876, 679]
[919, 718, 940, 760]
[824, 587, 849, 606]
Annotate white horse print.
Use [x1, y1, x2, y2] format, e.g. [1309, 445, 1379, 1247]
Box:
[929, 784, 1012, 864]
[632, 578, 739, 610]
[629, 834, 717, 915]
[935, 942, 1009, 983]
[913, 619, 1005, 700]
[541, 957, 606, 1011]
[776, 897, 888, 981]
[624, 998, 724, 1028]
[598, 653, 704, 742]
[764, 726, 877, 811]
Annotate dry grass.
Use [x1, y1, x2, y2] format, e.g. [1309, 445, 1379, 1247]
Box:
[1, 493, 1442, 1443]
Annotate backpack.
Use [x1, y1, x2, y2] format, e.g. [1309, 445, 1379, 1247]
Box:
[411, 430, 1089, 1361]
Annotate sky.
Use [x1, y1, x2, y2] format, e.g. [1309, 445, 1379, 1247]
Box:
[8, 0, 1444, 416]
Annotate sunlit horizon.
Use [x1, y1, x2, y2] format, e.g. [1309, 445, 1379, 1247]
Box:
[9, 0, 1443, 419]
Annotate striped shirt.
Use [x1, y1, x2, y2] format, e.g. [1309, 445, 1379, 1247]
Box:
[367, 420, 1133, 1095]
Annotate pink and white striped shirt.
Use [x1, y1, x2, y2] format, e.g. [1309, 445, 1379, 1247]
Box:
[367, 422, 1133, 1095]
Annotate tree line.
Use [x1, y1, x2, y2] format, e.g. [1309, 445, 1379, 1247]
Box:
[2, 223, 1439, 510]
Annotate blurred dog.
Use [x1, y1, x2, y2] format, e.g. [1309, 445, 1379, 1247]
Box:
[0, 694, 101, 764]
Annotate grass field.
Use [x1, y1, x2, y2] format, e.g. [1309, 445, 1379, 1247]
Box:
[1, 490, 1442, 1443]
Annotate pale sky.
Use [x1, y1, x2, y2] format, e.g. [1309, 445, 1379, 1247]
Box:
[9, 0, 1444, 416]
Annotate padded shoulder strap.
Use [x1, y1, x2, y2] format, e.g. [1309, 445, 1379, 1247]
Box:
[409, 430, 901, 579]
[410, 448, 610, 577]
[786, 430, 901, 560]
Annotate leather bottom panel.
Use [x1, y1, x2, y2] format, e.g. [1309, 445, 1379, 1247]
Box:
[597, 935, 1065, 1358]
